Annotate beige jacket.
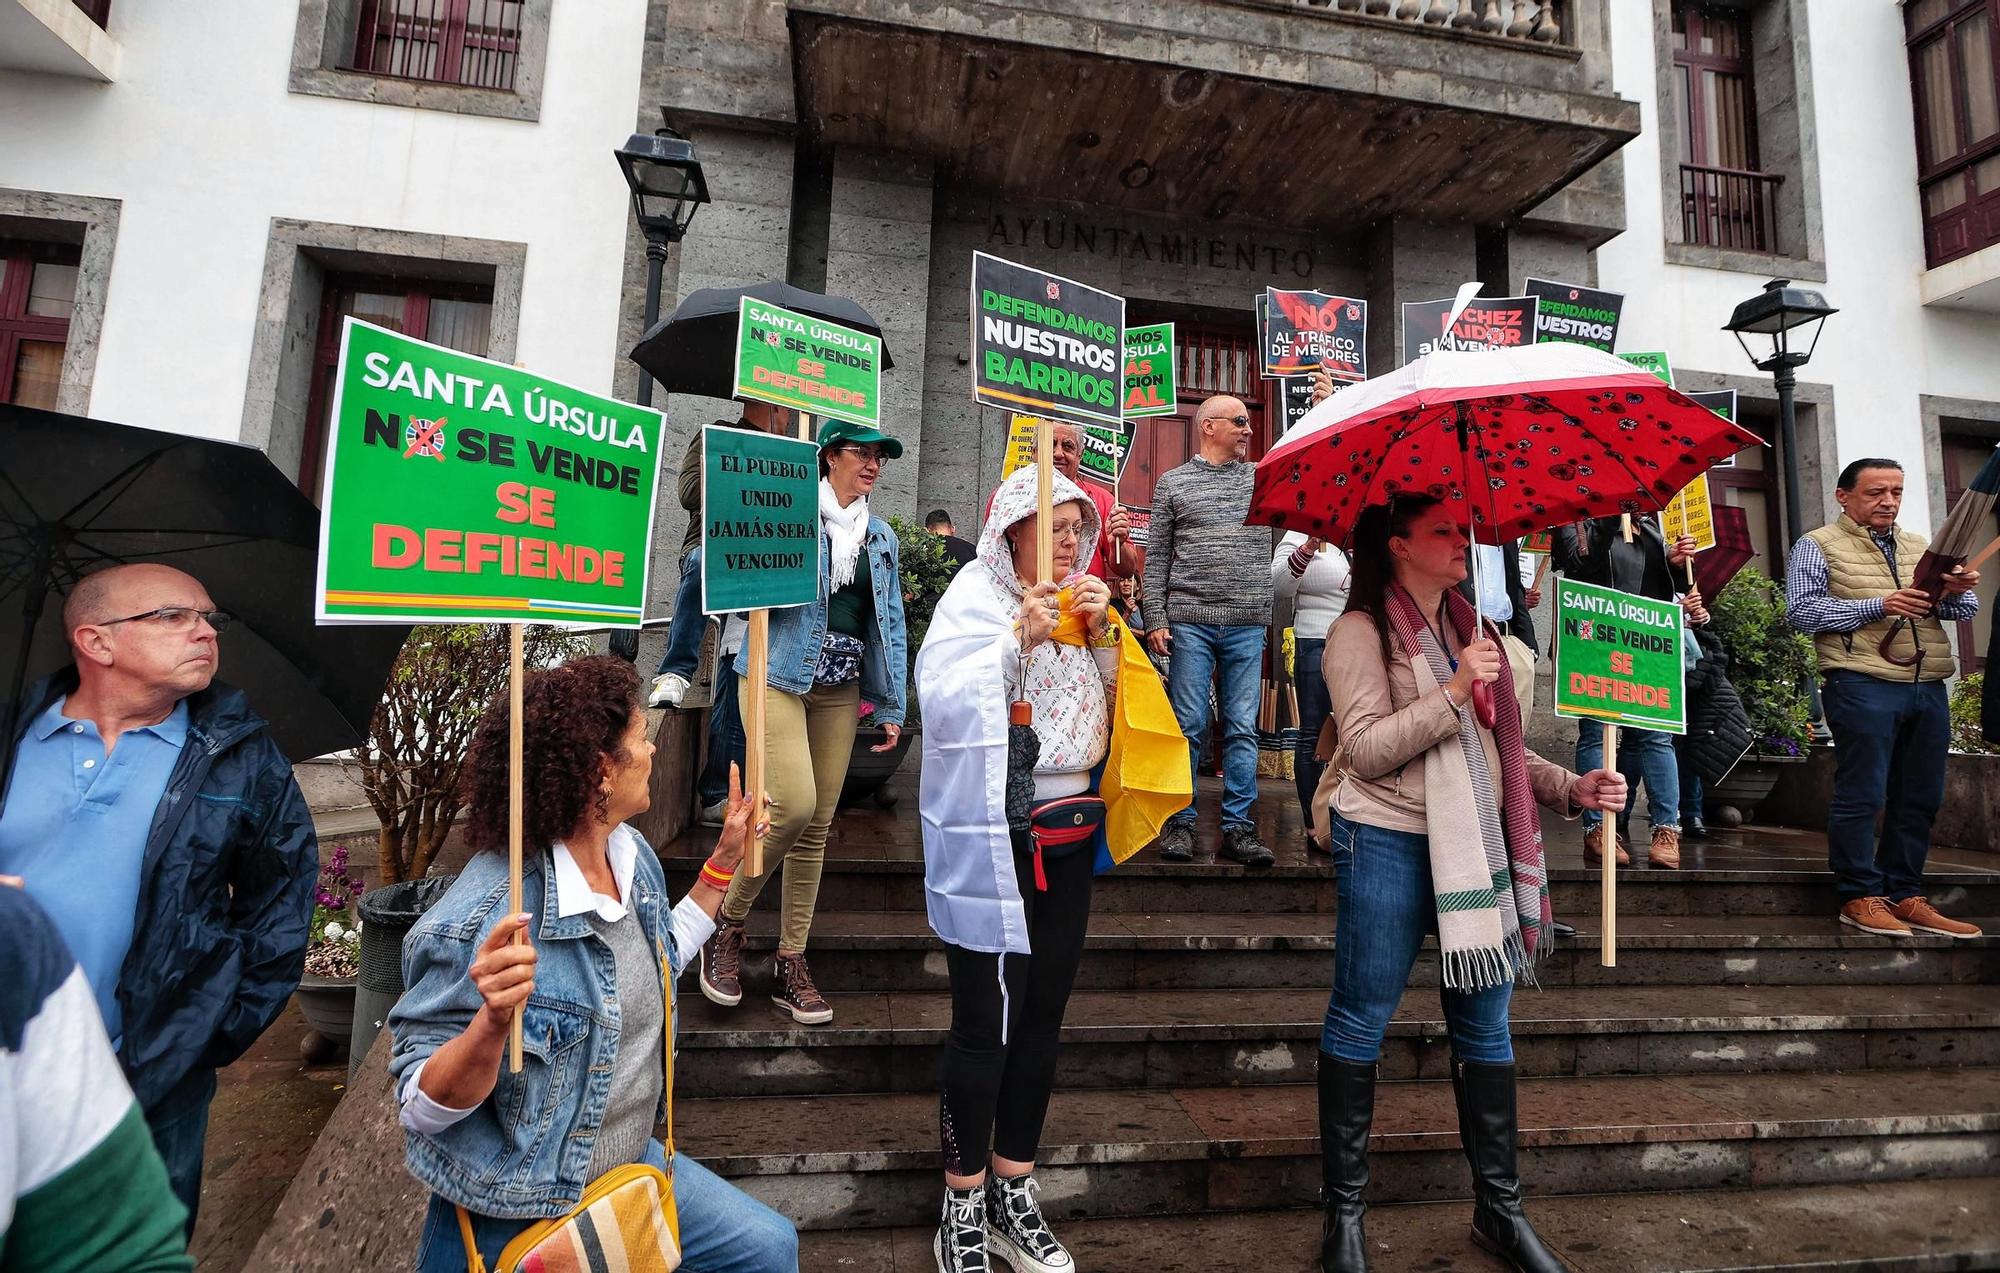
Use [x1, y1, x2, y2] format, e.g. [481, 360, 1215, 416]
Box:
[1319, 610, 1577, 836]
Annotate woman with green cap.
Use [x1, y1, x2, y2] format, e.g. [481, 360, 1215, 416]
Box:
[696, 417, 909, 1026]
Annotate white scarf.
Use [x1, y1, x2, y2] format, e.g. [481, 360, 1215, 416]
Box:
[820, 478, 870, 591]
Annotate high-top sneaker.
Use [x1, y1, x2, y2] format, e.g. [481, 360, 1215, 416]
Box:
[986, 1173, 1074, 1273]
[698, 918, 744, 1007]
[772, 952, 834, 1025]
[933, 1184, 990, 1273]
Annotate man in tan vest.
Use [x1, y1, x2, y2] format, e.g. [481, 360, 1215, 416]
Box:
[1786, 458, 1983, 938]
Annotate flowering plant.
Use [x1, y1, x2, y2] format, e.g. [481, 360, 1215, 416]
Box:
[304, 842, 365, 978]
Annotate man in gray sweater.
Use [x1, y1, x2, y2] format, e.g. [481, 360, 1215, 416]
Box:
[1143, 394, 1276, 866]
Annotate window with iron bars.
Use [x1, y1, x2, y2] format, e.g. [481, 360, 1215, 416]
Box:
[346, 0, 524, 92]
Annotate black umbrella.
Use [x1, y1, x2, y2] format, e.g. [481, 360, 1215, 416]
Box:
[0, 404, 408, 781]
[628, 281, 894, 399]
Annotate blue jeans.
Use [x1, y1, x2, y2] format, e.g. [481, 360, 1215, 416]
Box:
[656, 549, 709, 681]
[1164, 622, 1266, 830]
[698, 668, 746, 808]
[1294, 637, 1331, 842]
[1674, 733, 1704, 824]
[416, 1140, 799, 1273]
[144, 1066, 216, 1240]
[1320, 813, 1513, 1064]
[1821, 671, 1948, 904]
[1575, 718, 1680, 834]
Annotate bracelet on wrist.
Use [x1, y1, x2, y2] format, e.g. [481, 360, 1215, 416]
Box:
[698, 862, 736, 891]
[1442, 683, 1461, 710]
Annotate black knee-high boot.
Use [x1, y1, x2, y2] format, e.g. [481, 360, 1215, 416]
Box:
[1450, 1059, 1564, 1273]
[1316, 1053, 1374, 1272]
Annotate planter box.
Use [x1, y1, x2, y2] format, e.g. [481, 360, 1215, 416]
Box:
[1764, 741, 2000, 857]
[1707, 754, 1805, 824]
[296, 973, 357, 1043]
[840, 723, 917, 808]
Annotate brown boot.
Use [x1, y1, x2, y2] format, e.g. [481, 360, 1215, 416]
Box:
[772, 952, 834, 1025]
[1648, 826, 1682, 869]
[699, 918, 745, 1007]
[1583, 824, 1630, 866]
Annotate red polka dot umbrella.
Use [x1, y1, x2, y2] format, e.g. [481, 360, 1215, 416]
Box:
[1250, 343, 1765, 549]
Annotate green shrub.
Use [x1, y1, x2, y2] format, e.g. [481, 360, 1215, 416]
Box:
[1708, 571, 1815, 755]
[1950, 671, 1999, 754]
[888, 514, 962, 726]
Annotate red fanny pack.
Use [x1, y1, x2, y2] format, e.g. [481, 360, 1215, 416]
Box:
[1027, 795, 1107, 891]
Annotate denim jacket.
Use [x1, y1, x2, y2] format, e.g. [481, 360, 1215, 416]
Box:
[386, 839, 680, 1219]
[736, 515, 909, 724]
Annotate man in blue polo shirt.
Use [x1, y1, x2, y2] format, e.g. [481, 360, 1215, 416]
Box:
[0, 563, 316, 1240]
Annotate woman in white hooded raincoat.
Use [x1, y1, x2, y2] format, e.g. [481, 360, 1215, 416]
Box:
[915, 465, 1121, 1273]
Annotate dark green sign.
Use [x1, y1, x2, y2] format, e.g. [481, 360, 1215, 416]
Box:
[971, 251, 1125, 427]
[1552, 578, 1687, 734]
[734, 297, 882, 429]
[701, 426, 821, 614]
[1523, 277, 1625, 352]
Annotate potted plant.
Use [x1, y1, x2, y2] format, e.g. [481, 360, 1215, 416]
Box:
[1705, 570, 1815, 820]
[295, 841, 365, 1062]
[841, 515, 959, 807]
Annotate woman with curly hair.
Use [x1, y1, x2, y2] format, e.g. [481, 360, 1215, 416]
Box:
[386, 654, 799, 1272]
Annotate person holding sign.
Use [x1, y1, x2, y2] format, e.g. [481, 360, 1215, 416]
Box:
[1142, 395, 1276, 867]
[386, 656, 798, 1273]
[1553, 517, 1708, 870]
[915, 467, 1126, 1273]
[698, 420, 910, 1026]
[1317, 496, 1625, 1273]
[1785, 458, 1983, 939]
[1050, 422, 1144, 583]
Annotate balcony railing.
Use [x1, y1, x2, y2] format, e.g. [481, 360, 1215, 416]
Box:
[1309, 0, 1566, 45]
[1680, 162, 1784, 255]
[70, 0, 110, 28]
[347, 0, 524, 92]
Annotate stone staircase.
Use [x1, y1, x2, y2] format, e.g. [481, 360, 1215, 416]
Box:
[660, 772, 2000, 1271]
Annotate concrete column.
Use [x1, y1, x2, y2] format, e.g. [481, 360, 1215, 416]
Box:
[1364, 219, 1478, 369]
[639, 126, 797, 615]
[822, 148, 936, 525]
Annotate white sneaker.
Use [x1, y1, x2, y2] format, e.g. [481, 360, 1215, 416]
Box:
[698, 798, 727, 828]
[648, 672, 690, 708]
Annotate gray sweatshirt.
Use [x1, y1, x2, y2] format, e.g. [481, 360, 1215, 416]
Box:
[1142, 456, 1273, 629]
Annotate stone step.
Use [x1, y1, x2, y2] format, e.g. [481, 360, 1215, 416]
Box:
[678, 1067, 2000, 1231]
[704, 911, 1998, 993]
[662, 849, 2000, 921]
[798, 1177, 2000, 1271]
[675, 982, 2000, 1098]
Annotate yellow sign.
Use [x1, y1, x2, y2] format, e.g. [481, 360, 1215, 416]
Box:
[1660, 473, 1715, 552]
[1001, 413, 1041, 480]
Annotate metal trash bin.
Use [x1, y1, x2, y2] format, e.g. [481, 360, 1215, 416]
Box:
[349, 875, 457, 1080]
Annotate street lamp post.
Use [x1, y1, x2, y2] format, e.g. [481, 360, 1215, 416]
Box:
[1723, 278, 1838, 548]
[615, 122, 710, 408]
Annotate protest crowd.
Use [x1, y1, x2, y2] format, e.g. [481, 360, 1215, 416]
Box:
[1, 256, 1992, 1273]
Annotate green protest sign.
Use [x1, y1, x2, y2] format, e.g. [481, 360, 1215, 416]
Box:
[734, 297, 882, 428]
[972, 252, 1125, 427]
[1552, 578, 1687, 734]
[701, 426, 821, 614]
[1123, 322, 1177, 418]
[1619, 351, 1674, 386]
[315, 319, 663, 627]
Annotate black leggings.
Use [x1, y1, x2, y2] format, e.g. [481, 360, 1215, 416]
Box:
[939, 833, 1096, 1176]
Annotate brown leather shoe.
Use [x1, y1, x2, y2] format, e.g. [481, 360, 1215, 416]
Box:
[773, 953, 834, 1025]
[1648, 826, 1682, 870]
[1583, 825, 1630, 866]
[1890, 896, 1984, 938]
[699, 918, 745, 1007]
[1839, 897, 1912, 937]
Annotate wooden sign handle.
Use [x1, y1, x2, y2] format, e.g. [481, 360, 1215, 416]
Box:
[1600, 722, 1618, 969]
[506, 622, 525, 1073]
[1036, 416, 1055, 584]
[743, 610, 770, 879]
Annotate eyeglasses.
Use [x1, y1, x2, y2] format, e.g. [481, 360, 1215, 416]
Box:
[1205, 414, 1251, 428]
[840, 446, 886, 465]
[97, 606, 232, 634]
[1049, 523, 1085, 543]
